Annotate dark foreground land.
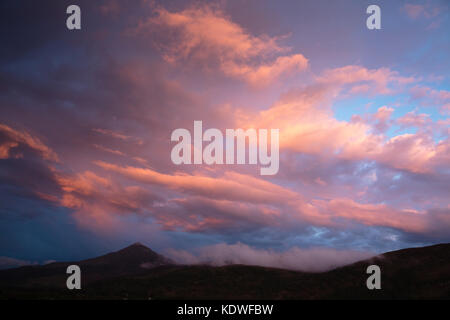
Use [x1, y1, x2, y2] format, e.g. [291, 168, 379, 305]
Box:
[0, 242, 449, 299]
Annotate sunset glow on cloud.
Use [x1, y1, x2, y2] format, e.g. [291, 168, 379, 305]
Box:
[0, 0, 449, 268]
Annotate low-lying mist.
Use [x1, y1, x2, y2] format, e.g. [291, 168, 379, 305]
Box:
[166, 242, 375, 272]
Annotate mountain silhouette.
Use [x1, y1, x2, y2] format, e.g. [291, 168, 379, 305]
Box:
[0, 242, 174, 288]
[77, 242, 174, 270]
[1, 243, 449, 299]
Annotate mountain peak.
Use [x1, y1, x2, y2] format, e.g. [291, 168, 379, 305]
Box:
[118, 242, 159, 255]
[116, 242, 161, 256]
[78, 242, 174, 271]
[128, 242, 146, 248]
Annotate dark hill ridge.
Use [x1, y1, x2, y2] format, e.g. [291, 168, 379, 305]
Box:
[0, 242, 174, 287]
[78, 242, 174, 269]
[0, 243, 449, 299]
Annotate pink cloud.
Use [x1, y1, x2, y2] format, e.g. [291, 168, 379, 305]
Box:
[372, 106, 394, 133]
[410, 86, 450, 114]
[222, 54, 308, 87]
[93, 128, 144, 145]
[0, 124, 59, 162]
[295, 198, 450, 237]
[403, 3, 445, 30]
[376, 133, 438, 173]
[135, 5, 285, 61]
[93, 144, 126, 156]
[404, 3, 441, 19]
[131, 4, 308, 86]
[54, 170, 160, 232]
[60, 160, 447, 236]
[317, 65, 415, 95]
[236, 66, 446, 174]
[397, 111, 432, 129]
[374, 106, 394, 122]
[24, 152, 448, 237]
[154, 197, 283, 232]
[404, 4, 427, 19]
[320, 198, 427, 233]
[95, 161, 298, 204]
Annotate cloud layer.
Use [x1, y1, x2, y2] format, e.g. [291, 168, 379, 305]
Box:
[0, 0, 449, 266]
[167, 242, 374, 272]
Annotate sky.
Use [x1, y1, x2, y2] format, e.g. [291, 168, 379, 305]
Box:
[0, 0, 449, 270]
